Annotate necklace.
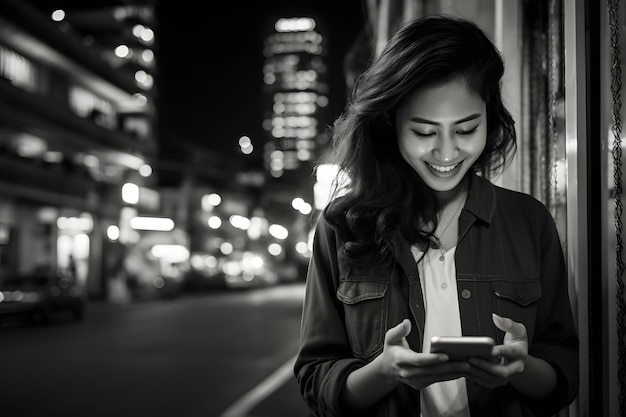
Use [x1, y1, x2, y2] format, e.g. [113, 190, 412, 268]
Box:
[434, 192, 467, 259]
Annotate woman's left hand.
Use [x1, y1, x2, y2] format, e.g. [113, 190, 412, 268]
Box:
[464, 313, 528, 388]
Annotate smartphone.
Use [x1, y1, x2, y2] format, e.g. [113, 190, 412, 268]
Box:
[430, 336, 495, 361]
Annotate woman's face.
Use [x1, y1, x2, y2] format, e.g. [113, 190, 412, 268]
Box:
[395, 79, 487, 196]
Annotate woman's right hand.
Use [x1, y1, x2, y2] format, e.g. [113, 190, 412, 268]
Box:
[380, 319, 471, 390]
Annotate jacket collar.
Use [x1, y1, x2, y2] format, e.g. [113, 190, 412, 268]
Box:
[464, 172, 496, 225]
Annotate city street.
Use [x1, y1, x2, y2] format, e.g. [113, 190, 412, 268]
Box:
[0, 283, 311, 417]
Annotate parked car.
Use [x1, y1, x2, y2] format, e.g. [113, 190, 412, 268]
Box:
[0, 270, 86, 324]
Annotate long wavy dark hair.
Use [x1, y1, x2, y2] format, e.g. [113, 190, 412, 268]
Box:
[320, 15, 516, 265]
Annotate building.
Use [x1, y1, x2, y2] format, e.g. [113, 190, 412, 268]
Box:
[0, 0, 159, 299]
[262, 16, 329, 179]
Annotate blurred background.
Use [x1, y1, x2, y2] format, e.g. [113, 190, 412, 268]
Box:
[0, 0, 621, 416]
[0, 0, 369, 302]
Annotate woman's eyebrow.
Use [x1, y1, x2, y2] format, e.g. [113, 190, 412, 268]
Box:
[409, 113, 482, 125]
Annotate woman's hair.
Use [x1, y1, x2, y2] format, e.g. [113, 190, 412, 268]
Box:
[321, 14, 516, 265]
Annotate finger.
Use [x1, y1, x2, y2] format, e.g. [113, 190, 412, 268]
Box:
[469, 357, 524, 377]
[491, 313, 513, 331]
[468, 357, 501, 371]
[402, 362, 471, 378]
[491, 344, 525, 360]
[397, 352, 448, 366]
[385, 319, 411, 345]
[492, 313, 526, 337]
[466, 359, 512, 385]
[463, 365, 509, 388]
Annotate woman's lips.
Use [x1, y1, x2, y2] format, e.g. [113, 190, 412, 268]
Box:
[426, 161, 462, 178]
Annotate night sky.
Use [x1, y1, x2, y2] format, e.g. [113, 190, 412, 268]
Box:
[156, 0, 367, 184]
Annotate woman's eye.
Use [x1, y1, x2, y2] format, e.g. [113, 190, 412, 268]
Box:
[411, 130, 436, 138]
[456, 126, 478, 136]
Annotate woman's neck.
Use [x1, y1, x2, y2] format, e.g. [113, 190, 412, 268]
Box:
[432, 176, 469, 250]
[434, 175, 470, 207]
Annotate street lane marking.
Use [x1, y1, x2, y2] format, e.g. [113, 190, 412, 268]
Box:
[219, 354, 297, 417]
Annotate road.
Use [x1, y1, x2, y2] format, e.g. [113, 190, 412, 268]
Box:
[0, 283, 312, 417]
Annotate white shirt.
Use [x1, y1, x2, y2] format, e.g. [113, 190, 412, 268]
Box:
[411, 245, 470, 417]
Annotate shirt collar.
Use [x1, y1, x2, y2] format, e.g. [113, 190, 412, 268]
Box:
[464, 172, 496, 224]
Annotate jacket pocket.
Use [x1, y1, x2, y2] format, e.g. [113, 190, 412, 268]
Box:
[337, 280, 388, 358]
[490, 279, 541, 342]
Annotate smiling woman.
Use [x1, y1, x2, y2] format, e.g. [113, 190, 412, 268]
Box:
[294, 14, 579, 417]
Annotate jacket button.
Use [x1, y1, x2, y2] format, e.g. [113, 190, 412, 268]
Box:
[461, 289, 472, 299]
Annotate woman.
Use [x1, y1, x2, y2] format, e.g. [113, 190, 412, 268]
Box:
[294, 15, 578, 417]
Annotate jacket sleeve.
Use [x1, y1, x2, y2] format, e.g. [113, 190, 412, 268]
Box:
[521, 203, 579, 416]
[293, 217, 365, 417]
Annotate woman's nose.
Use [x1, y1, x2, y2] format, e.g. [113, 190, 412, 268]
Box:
[432, 135, 458, 162]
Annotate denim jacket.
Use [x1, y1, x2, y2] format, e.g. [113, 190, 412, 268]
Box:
[294, 173, 579, 417]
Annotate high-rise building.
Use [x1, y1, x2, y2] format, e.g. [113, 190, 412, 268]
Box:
[262, 16, 328, 180]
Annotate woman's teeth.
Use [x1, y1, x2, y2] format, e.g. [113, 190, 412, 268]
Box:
[428, 162, 459, 172]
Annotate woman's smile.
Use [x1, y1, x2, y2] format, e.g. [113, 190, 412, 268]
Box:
[425, 161, 463, 177]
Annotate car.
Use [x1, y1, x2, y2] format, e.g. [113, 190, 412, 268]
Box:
[0, 270, 86, 325]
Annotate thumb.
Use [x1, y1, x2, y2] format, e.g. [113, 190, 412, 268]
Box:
[492, 313, 526, 337]
[385, 319, 411, 345]
[492, 313, 513, 332]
